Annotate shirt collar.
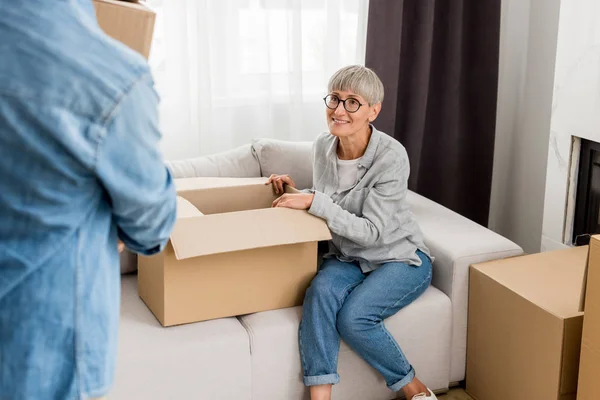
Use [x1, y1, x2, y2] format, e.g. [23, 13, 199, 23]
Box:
[326, 124, 381, 169]
[359, 124, 381, 169]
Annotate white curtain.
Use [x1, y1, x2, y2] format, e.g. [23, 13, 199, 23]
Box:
[146, 0, 369, 160]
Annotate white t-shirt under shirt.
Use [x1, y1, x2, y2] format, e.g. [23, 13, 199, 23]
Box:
[333, 156, 361, 203]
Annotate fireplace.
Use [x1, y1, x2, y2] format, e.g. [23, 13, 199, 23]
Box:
[573, 139, 600, 245]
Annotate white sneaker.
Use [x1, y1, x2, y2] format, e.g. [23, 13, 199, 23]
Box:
[411, 388, 438, 399]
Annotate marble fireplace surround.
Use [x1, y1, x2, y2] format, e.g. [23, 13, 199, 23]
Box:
[541, 1, 600, 251]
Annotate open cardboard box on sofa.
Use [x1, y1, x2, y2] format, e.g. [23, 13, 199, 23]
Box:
[138, 177, 332, 327]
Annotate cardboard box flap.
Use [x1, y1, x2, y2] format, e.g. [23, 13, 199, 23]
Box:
[472, 246, 588, 319]
[169, 207, 332, 260]
[580, 235, 600, 311]
[175, 177, 269, 191]
[560, 316, 584, 394]
[176, 196, 203, 218]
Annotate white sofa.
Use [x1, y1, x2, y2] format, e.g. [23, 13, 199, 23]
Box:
[113, 139, 523, 400]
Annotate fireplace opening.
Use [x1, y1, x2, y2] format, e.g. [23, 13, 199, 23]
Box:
[573, 139, 600, 245]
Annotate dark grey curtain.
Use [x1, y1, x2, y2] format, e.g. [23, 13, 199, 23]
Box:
[365, 0, 501, 226]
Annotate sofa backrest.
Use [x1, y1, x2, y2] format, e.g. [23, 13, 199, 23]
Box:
[165, 139, 315, 189]
[166, 144, 261, 179]
[251, 138, 313, 190]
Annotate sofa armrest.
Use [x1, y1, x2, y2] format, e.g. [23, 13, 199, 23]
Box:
[407, 191, 523, 383]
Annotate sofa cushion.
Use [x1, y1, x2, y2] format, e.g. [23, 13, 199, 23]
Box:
[166, 144, 260, 179]
[238, 286, 451, 400]
[252, 138, 313, 190]
[112, 276, 252, 400]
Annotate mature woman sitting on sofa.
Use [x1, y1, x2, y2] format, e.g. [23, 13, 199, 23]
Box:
[267, 65, 437, 400]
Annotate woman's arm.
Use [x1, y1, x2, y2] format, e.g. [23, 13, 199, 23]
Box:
[308, 166, 405, 247]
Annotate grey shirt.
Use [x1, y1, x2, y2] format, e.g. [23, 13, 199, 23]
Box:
[307, 126, 431, 272]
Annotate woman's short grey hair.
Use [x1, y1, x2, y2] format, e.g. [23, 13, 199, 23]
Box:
[327, 65, 384, 105]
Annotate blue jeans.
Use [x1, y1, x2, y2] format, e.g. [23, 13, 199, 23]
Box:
[298, 251, 432, 391]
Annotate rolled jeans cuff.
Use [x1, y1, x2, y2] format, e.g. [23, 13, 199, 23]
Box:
[388, 367, 415, 392]
[303, 373, 340, 387]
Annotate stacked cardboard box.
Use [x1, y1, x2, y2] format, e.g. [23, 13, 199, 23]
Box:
[467, 247, 587, 400]
[467, 237, 600, 400]
[93, 0, 155, 59]
[577, 236, 600, 399]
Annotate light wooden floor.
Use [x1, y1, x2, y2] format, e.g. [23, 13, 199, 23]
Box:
[437, 388, 472, 400]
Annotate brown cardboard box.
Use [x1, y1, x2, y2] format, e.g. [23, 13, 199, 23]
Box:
[466, 247, 589, 400]
[92, 0, 155, 59]
[138, 177, 332, 327]
[577, 236, 600, 399]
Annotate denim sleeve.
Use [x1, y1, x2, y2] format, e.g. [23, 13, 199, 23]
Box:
[95, 74, 177, 256]
[308, 165, 405, 247]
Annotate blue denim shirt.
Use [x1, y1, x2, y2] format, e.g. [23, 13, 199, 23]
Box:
[0, 1, 177, 399]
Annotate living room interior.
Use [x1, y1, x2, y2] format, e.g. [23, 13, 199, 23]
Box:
[2, 0, 600, 399]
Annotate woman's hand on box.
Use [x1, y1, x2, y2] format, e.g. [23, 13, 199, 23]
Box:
[272, 193, 314, 210]
[266, 174, 295, 194]
[117, 240, 125, 253]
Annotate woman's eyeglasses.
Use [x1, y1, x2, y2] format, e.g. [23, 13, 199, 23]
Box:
[323, 94, 365, 113]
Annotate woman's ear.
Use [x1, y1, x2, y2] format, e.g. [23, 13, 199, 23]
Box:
[368, 103, 382, 122]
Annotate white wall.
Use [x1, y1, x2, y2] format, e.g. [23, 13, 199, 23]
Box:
[541, 0, 600, 251]
[489, 0, 561, 254]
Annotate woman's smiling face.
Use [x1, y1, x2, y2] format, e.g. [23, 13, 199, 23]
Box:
[326, 90, 379, 138]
